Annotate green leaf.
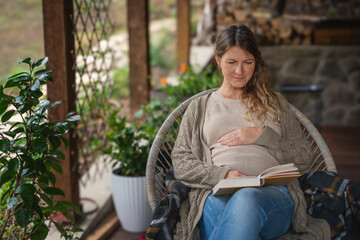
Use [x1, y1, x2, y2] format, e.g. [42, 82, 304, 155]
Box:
[34, 69, 53, 76]
[18, 103, 31, 113]
[32, 201, 44, 220]
[36, 159, 47, 173]
[12, 74, 32, 83]
[37, 73, 52, 81]
[21, 155, 36, 166]
[15, 183, 36, 195]
[54, 122, 69, 133]
[8, 158, 19, 172]
[1, 109, 15, 122]
[15, 207, 29, 228]
[21, 193, 34, 208]
[72, 227, 83, 233]
[50, 162, 62, 174]
[0, 157, 7, 164]
[21, 168, 36, 178]
[5, 74, 32, 88]
[31, 90, 43, 99]
[32, 57, 48, 70]
[30, 79, 41, 91]
[43, 171, 56, 185]
[50, 100, 62, 108]
[14, 96, 25, 106]
[20, 57, 32, 65]
[0, 101, 8, 115]
[9, 121, 24, 131]
[43, 187, 64, 196]
[56, 150, 65, 160]
[44, 155, 61, 164]
[0, 138, 10, 152]
[54, 204, 74, 222]
[7, 197, 19, 210]
[37, 176, 49, 187]
[39, 99, 50, 108]
[3, 130, 17, 138]
[53, 221, 66, 235]
[30, 224, 49, 240]
[57, 201, 83, 216]
[13, 127, 25, 134]
[49, 136, 61, 150]
[40, 193, 53, 207]
[4, 79, 17, 88]
[66, 112, 80, 122]
[7, 71, 28, 80]
[32, 139, 48, 153]
[0, 169, 16, 187]
[59, 136, 68, 148]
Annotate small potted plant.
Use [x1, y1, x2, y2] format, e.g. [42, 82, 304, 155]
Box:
[103, 108, 152, 233]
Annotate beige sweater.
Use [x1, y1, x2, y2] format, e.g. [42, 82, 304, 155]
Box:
[171, 92, 330, 240]
[203, 92, 280, 176]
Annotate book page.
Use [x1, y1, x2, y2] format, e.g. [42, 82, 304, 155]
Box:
[259, 163, 298, 178]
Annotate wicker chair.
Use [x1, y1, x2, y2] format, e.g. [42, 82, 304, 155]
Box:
[145, 89, 337, 213]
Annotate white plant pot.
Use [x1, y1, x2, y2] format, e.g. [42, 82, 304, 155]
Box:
[110, 169, 153, 232]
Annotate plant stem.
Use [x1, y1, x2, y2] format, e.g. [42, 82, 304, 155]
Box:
[21, 225, 27, 239]
[0, 208, 12, 237]
[0, 158, 24, 238]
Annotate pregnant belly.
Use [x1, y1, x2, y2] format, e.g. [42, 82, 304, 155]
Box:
[211, 144, 279, 176]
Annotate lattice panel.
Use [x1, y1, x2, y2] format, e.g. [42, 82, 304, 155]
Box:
[73, 0, 115, 184]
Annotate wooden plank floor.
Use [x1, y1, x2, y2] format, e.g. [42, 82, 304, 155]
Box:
[105, 126, 360, 239]
[107, 228, 146, 240]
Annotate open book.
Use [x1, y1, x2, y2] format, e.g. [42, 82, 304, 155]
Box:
[213, 163, 301, 196]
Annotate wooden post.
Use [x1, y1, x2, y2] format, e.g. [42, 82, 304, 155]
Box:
[127, 0, 150, 113]
[42, 0, 80, 209]
[176, 0, 191, 69]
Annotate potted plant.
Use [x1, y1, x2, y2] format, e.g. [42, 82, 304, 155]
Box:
[0, 57, 81, 240]
[103, 109, 152, 233]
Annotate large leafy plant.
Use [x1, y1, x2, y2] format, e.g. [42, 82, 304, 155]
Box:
[0, 57, 81, 240]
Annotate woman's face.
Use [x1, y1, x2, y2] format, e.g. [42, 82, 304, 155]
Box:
[215, 46, 255, 93]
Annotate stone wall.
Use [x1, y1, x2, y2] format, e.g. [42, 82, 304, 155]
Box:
[260, 46, 360, 127]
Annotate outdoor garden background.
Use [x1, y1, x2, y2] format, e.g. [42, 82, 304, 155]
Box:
[1, 0, 360, 239]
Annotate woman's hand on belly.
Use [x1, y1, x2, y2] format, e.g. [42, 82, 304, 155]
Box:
[218, 126, 264, 147]
[225, 170, 247, 179]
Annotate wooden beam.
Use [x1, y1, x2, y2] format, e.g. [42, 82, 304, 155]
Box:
[176, 0, 191, 69]
[42, 0, 80, 209]
[127, 0, 150, 113]
[86, 212, 120, 240]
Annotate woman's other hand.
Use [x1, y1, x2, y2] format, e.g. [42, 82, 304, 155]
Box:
[225, 170, 247, 179]
[218, 126, 264, 146]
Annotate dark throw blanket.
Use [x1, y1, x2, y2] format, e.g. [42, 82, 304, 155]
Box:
[146, 167, 190, 240]
[298, 171, 360, 240]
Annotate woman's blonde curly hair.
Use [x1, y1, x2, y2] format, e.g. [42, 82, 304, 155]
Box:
[214, 24, 282, 125]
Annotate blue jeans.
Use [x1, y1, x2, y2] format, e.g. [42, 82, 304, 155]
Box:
[198, 186, 294, 240]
